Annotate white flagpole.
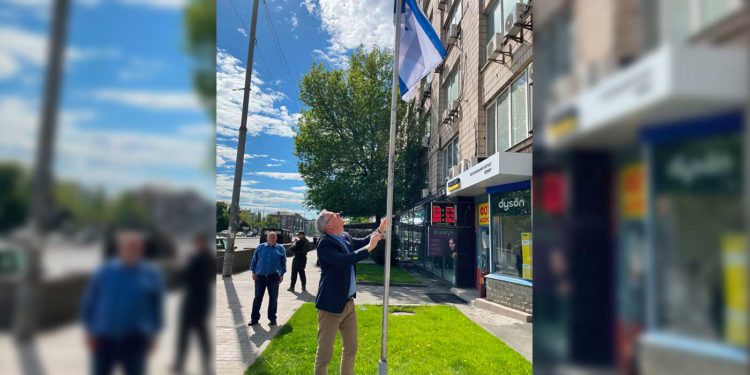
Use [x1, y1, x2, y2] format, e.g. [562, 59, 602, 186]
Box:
[379, 0, 402, 373]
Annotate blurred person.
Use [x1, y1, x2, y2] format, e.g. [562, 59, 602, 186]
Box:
[248, 231, 286, 326]
[287, 231, 312, 292]
[172, 233, 214, 375]
[81, 229, 164, 375]
[314, 210, 385, 375]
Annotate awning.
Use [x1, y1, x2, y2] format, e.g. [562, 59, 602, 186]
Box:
[446, 152, 532, 197]
[544, 44, 748, 149]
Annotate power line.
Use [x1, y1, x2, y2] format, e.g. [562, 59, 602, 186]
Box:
[260, 0, 301, 105]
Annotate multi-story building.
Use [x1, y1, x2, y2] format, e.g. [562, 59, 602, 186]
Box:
[267, 211, 308, 234]
[536, 1, 748, 374]
[397, 0, 534, 322]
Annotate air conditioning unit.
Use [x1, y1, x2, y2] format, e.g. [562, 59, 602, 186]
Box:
[449, 99, 460, 114]
[447, 24, 459, 46]
[485, 33, 502, 60]
[458, 159, 471, 172]
[504, 3, 530, 38]
[421, 188, 430, 198]
[438, 0, 446, 11]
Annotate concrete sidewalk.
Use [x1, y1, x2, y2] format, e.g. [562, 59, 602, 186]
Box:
[216, 251, 532, 374]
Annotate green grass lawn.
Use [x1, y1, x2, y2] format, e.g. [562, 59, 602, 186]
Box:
[355, 263, 421, 285]
[246, 303, 531, 375]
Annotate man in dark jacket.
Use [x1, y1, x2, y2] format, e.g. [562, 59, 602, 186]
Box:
[172, 233, 214, 374]
[287, 231, 312, 292]
[313, 210, 386, 375]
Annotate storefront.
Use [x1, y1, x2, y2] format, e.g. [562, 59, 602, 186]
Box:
[446, 151, 533, 315]
[542, 44, 748, 374]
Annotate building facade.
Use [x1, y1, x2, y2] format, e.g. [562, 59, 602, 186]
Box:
[267, 211, 308, 234]
[536, 0, 748, 373]
[396, 0, 534, 321]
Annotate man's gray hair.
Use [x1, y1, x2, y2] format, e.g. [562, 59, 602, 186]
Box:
[316, 210, 330, 234]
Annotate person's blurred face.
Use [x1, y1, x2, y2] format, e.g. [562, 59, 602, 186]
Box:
[298, 233, 305, 240]
[267, 232, 277, 245]
[448, 239, 456, 251]
[117, 231, 144, 265]
[194, 235, 208, 252]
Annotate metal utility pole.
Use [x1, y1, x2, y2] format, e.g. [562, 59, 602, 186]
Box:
[222, 0, 261, 277]
[14, 0, 70, 373]
[379, 0, 402, 373]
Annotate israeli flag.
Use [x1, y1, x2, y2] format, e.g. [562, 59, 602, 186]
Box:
[396, 0, 447, 101]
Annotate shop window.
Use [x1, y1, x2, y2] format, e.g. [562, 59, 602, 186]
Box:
[651, 131, 745, 348]
[490, 185, 532, 279]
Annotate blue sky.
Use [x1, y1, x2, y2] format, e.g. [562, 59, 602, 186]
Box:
[216, 0, 393, 219]
[0, 0, 214, 198]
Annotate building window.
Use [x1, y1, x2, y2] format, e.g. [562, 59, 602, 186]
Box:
[442, 137, 459, 181]
[448, 0, 462, 27]
[490, 185, 531, 279]
[491, 65, 532, 151]
[661, 0, 743, 43]
[486, 103, 496, 156]
[441, 66, 461, 114]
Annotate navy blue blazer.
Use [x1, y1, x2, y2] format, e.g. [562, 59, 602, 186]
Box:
[315, 232, 371, 313]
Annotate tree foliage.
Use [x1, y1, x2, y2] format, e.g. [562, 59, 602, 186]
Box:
[295, 47, 427, 220]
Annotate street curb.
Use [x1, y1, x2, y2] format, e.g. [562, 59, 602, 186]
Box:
[357, 281, 428, 287]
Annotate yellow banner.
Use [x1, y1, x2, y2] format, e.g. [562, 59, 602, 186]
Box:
[521, 232, 532, 280]
[478, 202, 489, 226]
[619, 163, 646, 219]
[723, 233, 747, 346]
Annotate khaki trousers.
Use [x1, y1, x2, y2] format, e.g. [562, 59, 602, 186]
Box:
[314, 299, 357, 375]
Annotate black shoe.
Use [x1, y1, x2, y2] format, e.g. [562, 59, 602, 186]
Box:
[287, 287, 294, 292]
[302, 287, 307, 291]
[248, 320, 259, 326]
[269, 320, 277, 326]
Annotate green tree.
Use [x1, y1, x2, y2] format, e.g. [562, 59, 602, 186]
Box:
[0, 164, 29, 233]
[216, 201, 230, 232]
[184, 0, 215, 118]
[295, 47, 427, 221]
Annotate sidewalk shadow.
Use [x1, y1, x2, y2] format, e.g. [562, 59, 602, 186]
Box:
[223, 277, 274, 365]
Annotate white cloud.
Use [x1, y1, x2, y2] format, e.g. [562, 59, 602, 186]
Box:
[216, 49, 300, 138]
[288, 12, 299, 29]
[93, 89, 202, 111]
[236, 27, 248, 37]
[266, 163, 282, 167]
[117, 57, 165, 82]
[291, 186, 308, 191]
[0, 96, 211, 194]
[0, 26, 121, 79]
[312, 0, 393, 66]
[216, 143, 268, 167]
[300, 0, 316, 14]
[252, 171, 303, 180]
[116, 0, 188, 10]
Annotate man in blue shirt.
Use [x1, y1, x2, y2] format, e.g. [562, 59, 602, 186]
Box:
[249, 231, 286, 326]
[81, 229, 164, 375]
[314, 210, 386, 375]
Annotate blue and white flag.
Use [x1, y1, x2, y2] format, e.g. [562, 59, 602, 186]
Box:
[395, 0, 447, 101]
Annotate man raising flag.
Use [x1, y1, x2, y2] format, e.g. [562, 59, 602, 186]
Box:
[379, 0, 445, 373]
